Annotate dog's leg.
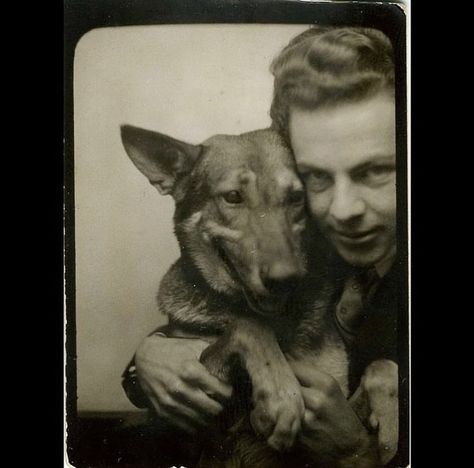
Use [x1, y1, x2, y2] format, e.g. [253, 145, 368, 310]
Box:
[200, 316, 304, 453]
[350, 359, 399, 465]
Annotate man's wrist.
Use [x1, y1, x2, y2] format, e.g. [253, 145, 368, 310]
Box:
[122, 359, 151, 409]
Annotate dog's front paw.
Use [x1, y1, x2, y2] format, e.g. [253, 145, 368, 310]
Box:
[362, 360, 399, 465]
[250, 375, 304, 452]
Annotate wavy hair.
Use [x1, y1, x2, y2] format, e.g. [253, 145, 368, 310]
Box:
[270, 26, 395, 143]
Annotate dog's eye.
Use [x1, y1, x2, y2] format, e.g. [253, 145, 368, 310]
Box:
[222, 190, 243, 204]
[287, 190, 305, 204]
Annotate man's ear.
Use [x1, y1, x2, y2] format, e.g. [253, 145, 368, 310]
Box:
[120, 124, 203, 195]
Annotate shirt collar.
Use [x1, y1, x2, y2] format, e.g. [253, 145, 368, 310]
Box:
[374, 246, 396, 278]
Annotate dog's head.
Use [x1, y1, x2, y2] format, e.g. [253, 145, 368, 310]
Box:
[121, 125, 307, 316]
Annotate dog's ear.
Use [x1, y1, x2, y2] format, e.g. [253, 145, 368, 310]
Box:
[120, 124, 202, 195]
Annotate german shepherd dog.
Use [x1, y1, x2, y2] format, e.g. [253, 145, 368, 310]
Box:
[120, 125, 398, 467]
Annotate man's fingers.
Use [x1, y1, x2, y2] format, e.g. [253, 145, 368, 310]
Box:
[180, 360, 233, 401]
[173, 386, 225, 417]
[301, 387, 324, 409]
[202, 387, 233, 406]
[142, 365, 229, 420]
[291, 363, 342, 405]
[300, 387, 327, 428]
[153, 385, 215, 428]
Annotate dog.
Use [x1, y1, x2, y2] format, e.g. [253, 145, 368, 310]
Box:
[120, 124, 398, 466]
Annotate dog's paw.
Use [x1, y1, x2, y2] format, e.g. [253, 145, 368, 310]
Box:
[250, 378, 304, 452]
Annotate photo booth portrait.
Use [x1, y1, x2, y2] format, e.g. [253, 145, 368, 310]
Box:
[66, 3, 408, 467]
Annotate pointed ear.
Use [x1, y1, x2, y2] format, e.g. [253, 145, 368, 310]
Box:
[120, 124, 203, 195]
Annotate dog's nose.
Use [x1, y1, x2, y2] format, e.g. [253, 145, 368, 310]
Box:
[261, 262, 302, 295]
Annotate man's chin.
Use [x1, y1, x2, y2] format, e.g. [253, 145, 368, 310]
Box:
[335, 244, 386, 268]
[328, 228, 396, 269]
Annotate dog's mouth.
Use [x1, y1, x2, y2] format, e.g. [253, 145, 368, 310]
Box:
[215, 242, 289, 317]
[242, 288, 288, 317]
[215, 242, 242, 287]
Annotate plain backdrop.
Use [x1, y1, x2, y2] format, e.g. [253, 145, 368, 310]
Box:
[73, 23, 309, 412]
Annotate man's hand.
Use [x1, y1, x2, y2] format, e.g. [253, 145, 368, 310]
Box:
[134, 334, 233, 434]
[359, 360, 399, 465]
[289, 360, 381, 468]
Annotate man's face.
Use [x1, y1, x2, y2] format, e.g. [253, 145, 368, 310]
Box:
[289, 92, 396, 267]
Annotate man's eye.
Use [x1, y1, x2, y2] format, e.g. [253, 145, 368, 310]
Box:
[355, 165, 395, 186]
[304, 170, 332, 192]
[222, 190, 243, 204]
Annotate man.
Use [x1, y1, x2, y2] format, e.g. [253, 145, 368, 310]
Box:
[123, 26, 406, 467]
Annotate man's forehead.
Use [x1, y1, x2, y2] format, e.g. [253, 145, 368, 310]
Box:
[294, 137, 395, 170]
[289, 96, 396, 171]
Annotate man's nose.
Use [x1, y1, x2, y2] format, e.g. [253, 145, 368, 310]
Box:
[329, 179, 365, 222]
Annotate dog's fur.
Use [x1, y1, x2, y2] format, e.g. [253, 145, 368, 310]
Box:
[121, 124, 398, 466]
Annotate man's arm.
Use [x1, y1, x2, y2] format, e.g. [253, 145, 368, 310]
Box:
[122, 355, 152, 409]
[121, 325, 171, 409]
[122, 326, 233, 434]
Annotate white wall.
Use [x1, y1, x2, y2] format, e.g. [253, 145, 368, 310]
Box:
[73, 24, 309, 411]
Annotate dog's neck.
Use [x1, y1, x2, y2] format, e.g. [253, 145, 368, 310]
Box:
[157, 255, 247, 333]
[157, 252, 339, 343]
[178, 250, 217, 293]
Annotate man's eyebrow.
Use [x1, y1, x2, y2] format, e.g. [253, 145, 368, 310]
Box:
[350, 155, 396, 174]
[296, 155, 395, 173]
[296, 163, 327, 173]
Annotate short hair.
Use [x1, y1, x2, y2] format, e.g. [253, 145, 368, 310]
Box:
[270, 26, 395, 142]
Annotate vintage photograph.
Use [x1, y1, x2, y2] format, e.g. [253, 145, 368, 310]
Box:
[66, 2, 408, 467]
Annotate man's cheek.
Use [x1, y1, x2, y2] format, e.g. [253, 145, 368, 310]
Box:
[372, 187, 396, 215]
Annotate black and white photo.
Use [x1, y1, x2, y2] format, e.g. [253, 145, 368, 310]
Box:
[65, 2, 409, 467]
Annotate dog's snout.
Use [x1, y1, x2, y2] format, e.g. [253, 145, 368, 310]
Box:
[261, 262, 302, 295]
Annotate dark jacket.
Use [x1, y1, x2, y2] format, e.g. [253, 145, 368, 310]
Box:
[348, 262, 399, 392]
[121, 260, 408, 467]
[348, 259, 408, 468]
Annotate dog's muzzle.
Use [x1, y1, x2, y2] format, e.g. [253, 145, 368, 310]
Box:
[214, 239, 304, 316]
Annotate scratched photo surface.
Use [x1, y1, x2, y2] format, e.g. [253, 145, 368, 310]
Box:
[69, 20, 407, 468]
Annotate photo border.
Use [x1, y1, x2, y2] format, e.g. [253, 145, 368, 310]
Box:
[64, 1, 409, 466]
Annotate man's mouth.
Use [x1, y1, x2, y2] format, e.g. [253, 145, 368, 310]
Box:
[330, 227, 380, 245]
